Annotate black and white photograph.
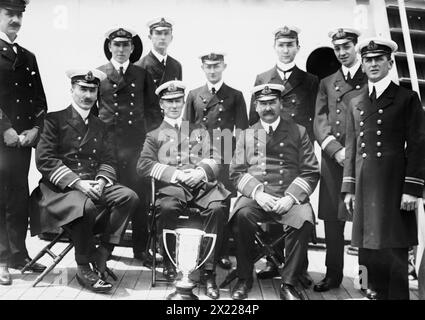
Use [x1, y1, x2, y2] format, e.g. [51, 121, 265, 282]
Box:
[0, 0, 425, 308]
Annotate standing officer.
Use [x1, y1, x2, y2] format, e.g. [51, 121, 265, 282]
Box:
[0, 0, 47, 285]
[342, 38, 425, 300]
[313, 28, 366, 292]
[248, 26, 319, 280]
[135, 17, 182, 87]
[97, 27, 162, 263]
[229, 84, 319, 300]
[184, 51, 249, 269]
[137, 80, 231, 299]
[30, 69, 139, 293]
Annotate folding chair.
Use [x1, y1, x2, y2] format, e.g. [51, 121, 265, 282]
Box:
[22, 228, 117, 287]
[219, 219, 317, 288]
[146, 177, 201, 287]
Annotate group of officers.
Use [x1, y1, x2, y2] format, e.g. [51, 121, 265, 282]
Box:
[1, 0, 424, 300]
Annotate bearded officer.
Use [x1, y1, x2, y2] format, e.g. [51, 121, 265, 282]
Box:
[313, 28, 367, 292]
[342, 38, 425, 300]
[229, 83, 319, 300]
[0, 0, 47, 285]
[135, 17, 182, 87]
[97, 27, 162, 263]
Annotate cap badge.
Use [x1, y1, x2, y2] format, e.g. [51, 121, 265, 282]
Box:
[367, 40, 378, 51]
[168, 83, 176, 91]
[208, 53, 217, 60]
[85, 71, 94, 81]
[117, 28, 127, 36]
[262, 86, 272, 95]
[282, 26, 290, 35]
[336, 28, 346, 38]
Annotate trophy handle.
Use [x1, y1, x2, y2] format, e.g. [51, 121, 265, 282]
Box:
[195, 233, 217, 270]
[162, 229, 178, 269]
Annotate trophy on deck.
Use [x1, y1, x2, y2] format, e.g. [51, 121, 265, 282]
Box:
[163, 228, 216, 300]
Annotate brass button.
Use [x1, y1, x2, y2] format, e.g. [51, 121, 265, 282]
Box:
[94, 138, 97, 142]
[88, 157, 92, 160]
[131, 93, 135, 97]
[336, 109, 341, 114]
[29, 99, 33, 103]
[361, 143, 365, 148]
[336, 132, 341, 137]
[377, 119, 382, 125]
[360, 132, 364, 137]
[131, 83, 135, 87]
[280, 170, 284, 174]
[279, 180, 283, 185]
[16, 116, 20, 120]
[113, 93, 117, 98]
[74, 155, 78, 159]
[15, 82, 18, 86]
[279, 161, 284, 165]
[264, 181, 268, 186]
[362, 153, 367, 158]
[377, 152, 382, 158]
[279, 153, 284, 158]
[128, 120, 132, 125]
[336, 121, 340, 125]
[360, 110, 365, 116]
[114, 103, 118, 107]
[113, 84, 117, 88]
[115, 112, 119, 116]
[291, 113, 295, 117]
[93, 149, 96, 154]
[257, 143, 261, 147]
[77, 136, 82, 141]
[218, 118, 221, 121]
[335, 86, 339, 91]
[78, 162, 81, 167]
[377, 130, 382, 136]
[377, 141, 382, 147]
[28, 116, 32, 120]
[263, 171, 267, 176]
[360, 121, 364, 127]
[279, 142, 284, 147]
[378, 109, 383, 114]
[16, 99, 20, 103]
[130, 102, 134, 106]
[356, 85, 360, 89]
[219, 108, 223, 112]
[337, 97, 341, 102]
[203, 117, 207, 121]
[261, 162, 265, 166]
[79, 148, 82, 152]
[129, 111, 133, 115]
[292, 99, 296, 104]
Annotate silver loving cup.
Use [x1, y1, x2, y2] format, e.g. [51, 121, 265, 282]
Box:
[163, 228, 216, 299]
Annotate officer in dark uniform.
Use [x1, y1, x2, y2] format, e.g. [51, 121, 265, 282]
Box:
[137, 80, 231, 299]
[30, 69, 139, 293]
[313, 28, 367, 292]
[184, 51, 249, 269]
[248, 26, 319, 279]
[135, 17, 182, 87]
[229, 83, 319, 300]
[342, 38, 425, 300]
[0, 0, 47, 285]
[97, 27, 163, 263]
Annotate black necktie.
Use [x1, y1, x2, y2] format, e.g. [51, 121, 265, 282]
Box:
[268, 125, 273, 136]
[277, 66, 294, 81]
[370, 86, 377, 103]
[211, 87, 216, 95]
[346, 71, 351, 81]
[161, 59, 166, 67]
[119, 66, 124, 77]
[174, 123, 179, 131]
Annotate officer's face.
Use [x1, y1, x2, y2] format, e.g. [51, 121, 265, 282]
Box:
[362, 55, 393, 83]
[71, 84, 98, 111]
[149, 29, 173, 53]
[333, 41, 357, 68]
[201, 62, 226, 84]
[160, 97, 185, 119]
[274, 39, 299, 64]
[0, 8, 23, 40]
[256, 97, 281, 123]
[109, 40, 134, 64]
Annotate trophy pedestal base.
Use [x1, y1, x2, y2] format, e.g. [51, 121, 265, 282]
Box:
[167, 285, 198, 300]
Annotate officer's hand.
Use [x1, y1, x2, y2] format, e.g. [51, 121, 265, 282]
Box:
[181, 169, 204, 188]
[254, 191, 278, 212]
[273, 196, 295, 215]
[20, 128, 39, 147]
[344, 193, 355, 215]
[334, 148, 345, 167]
[400, 194, 418, 211]
[74, 180, 101, 200]
[3, 128, 19, 147]
[93, 178, 107, 197]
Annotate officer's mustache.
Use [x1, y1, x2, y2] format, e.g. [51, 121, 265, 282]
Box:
[262, 110, 275, 116]
[9, 22, 21, 28]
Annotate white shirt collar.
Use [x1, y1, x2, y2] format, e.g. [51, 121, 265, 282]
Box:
[0, 31, 17, 44]
[341, 59, 361, 80]
[276, 61, 295, 72]
[110, 58, 130, 73]
[368, 74, 393, 99]
[260, 117, 281, 132]
[207, 79, 224, 93]
[151, 49, 168, 64]
[71, 101, 91, 122]
[164, 116, 182, 128]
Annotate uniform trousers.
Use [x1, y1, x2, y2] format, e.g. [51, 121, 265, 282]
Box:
[234, 203, 312, 286]
[0, 146, 31, 266]
[65, 184, 138, 264]
[324, 220, 345, 283]
[157, 196, 227, 271]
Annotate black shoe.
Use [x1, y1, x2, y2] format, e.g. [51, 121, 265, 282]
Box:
[217, 256, 232, 270]
[11, 257, 46, 273]
[231, 278, 253, 300]
[313, 277, 341, 292]
[280, 283, 305, 300]
[256, 261, 279, 279]
[76, 265, 113, 294]
[366, 289, 378, 300]
[163, 261, 177, 282]
[0, 266, 12, 286]
[202, 271, 220, 300]
[298, 271, 313, 289]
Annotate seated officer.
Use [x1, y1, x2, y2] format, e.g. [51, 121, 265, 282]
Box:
[30, 69, 139, 293]
[229, 84, 319, 300]
[137, 80, 230, 300]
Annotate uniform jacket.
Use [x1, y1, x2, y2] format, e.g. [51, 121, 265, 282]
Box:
[248, 66, 319, 141]
[229, 118, 320, 228]
[314, 67, 367, 221]
[342, 82, 425, 249]
[30, 106, 117, 235]
[135, 51, 182, 87]
[137, 121, 231, 209]
[0, 39, 47, 142]
[97, 62, 162, 187]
